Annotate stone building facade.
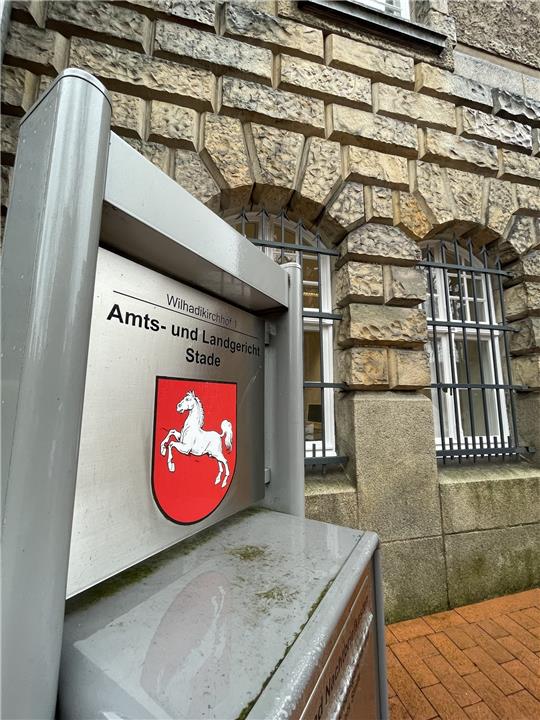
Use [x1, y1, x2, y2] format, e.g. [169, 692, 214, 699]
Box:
[1, 0, 539, 621]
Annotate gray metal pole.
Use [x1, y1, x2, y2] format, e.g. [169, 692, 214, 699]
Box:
[1, 69, 111, 719]
[263, 262, 305, 516]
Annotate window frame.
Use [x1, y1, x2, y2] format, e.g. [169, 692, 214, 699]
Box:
[421, 238, 523, 462]
[226, 210, 340, 463]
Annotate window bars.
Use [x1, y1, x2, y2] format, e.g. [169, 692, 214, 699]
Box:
[420, 237, 527, 463]
[227, 209, 347, 468]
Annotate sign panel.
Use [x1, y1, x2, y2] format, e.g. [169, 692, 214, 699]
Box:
[67, 248, 265, 597]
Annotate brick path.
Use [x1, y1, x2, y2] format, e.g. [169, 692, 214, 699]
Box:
[385, 589, 540, 720]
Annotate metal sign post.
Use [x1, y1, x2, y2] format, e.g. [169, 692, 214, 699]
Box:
[1, 70, 111, 719]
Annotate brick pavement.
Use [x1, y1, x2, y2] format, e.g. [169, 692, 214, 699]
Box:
[385, 589, 540, 720]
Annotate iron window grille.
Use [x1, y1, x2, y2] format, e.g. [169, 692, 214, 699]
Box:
[421, 237, 527, 463]
[226, 209, 346, 468]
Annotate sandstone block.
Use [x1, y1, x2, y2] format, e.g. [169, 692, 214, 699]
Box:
[325, 182, 365, 230]
[108, 91, 144, 139]
[149, 101, 197, 147]
[338, 224, 421, 267]
[70, 37, 214, 108]
[505, 282, 540, 321]
[250, 123, 304, 191]
[413, 161, 453, 226]
[365, 186, 394, 225]
[506, 250, 540, 283]
[510, 317, 540, 354]
[296, 137, 341, 218]
[373, 83, 456, 132]
[384, 266, 427, 306]
[500, 216, 540, 265]
[485, 178, 517, 236]
[224, 3, 323, 60]
[278, 54, 370, 107]
[1, 66, 37, 113]
[396, 192, 433, 240]
[345, 146, 408, 190]
[388, 349, 431, 389]
[166, 0, 216, 27]
[174, 149, 219, 207]
[415, 63, 492, 110]
[1, 165, 12, 209]
[338, 304, 427, 348]
[155, 21, 272, 84]
[516, 184, 540, 213]
[534, 129, 539, 156]
[499, 149, 540, 185]
[447, 168, 484, 226]
[419, 128, 498, 174]
[493, 90, 540, 126]
[335, 262, 384, 306]
[126, 138, 169, 173]
[326, 34, 414, 87]
[5, 21, 67, 73]
[457, 106, 532, 152]
[524, 75, 540, 104]
[512, 354, 540, 389]
[338, 347, 389, 389]
[221, 77, 325, 135]
[1, 115, 19, 158]
[203, 114, 252, 190]
[47, 1, 149, 49]
[327, 105, 417, 157]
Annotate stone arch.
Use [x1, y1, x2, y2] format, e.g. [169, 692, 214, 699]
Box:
[176, 116, 540, 266]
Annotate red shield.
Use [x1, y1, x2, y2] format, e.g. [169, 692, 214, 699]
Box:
[152, 377, 237, 524]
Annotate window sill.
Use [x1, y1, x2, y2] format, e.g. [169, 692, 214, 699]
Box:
[298, 0, 447, 54]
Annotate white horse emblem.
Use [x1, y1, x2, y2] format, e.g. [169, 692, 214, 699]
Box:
[160, 390, 234, 488]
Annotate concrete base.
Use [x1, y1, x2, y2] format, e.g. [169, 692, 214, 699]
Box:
[445, 524, 540, 607]
[337, 391, 441, 542]
[305, 474, 358, 528]
[381, 536, 448, 623]
[439, 463, 540, 533]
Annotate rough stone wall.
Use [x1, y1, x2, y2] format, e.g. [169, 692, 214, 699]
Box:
[449, 0, 540, 70]
[2, 0, 540, 621]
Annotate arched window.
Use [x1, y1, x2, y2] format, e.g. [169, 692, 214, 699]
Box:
[225, 210, 343, 466]
[421, 238, 523, 463]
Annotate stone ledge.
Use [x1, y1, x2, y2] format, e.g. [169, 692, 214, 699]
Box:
[439, 463, 540, 534]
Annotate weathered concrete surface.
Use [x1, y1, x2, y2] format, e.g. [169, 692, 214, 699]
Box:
[449, 0, 540, 68]
[381, 537, 448, 622]
[305, 476, 358, 529]
[337, 392, 441, 542]
[445, 524, 540, 607]
[439, 464, 540, 534]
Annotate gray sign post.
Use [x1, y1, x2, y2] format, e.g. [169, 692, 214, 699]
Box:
[2, 69, 386, 720]
[1, 70, 111, 719]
